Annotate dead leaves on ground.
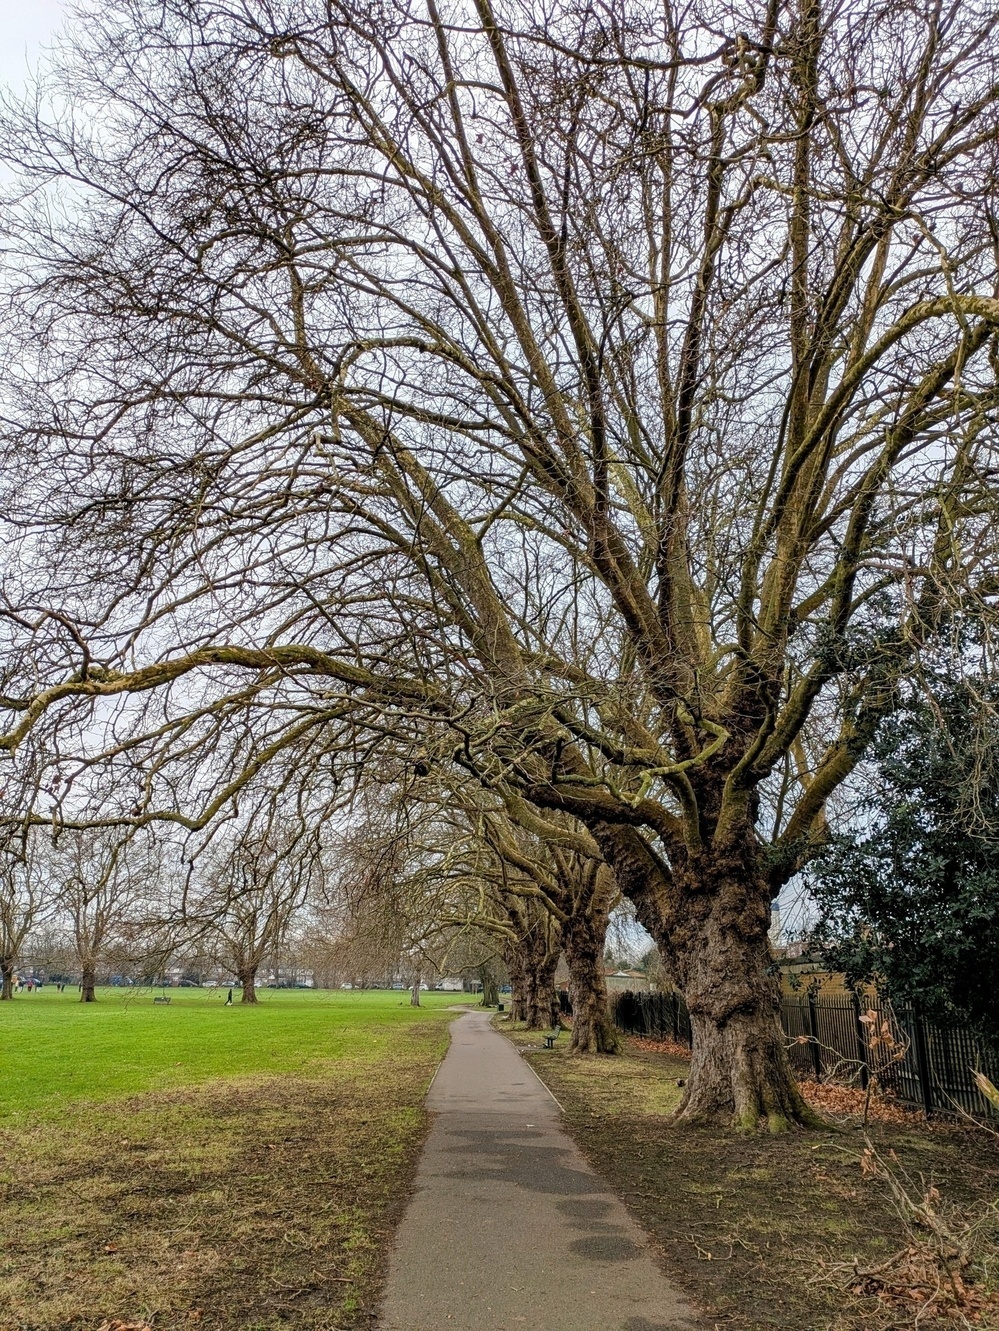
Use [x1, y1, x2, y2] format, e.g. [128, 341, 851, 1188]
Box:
[845, 1245, 999, 1324]
[817, 1137, 999, 1328]
[629, 1035, 693, 1059]
[799, 1079, 937, 1125]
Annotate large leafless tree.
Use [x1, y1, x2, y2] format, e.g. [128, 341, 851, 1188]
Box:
[52, 828, 165, 1000]
[2, 0, 999, 1125]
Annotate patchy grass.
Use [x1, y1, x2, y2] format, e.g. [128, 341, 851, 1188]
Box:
[503, 1023, 999, 1331]
[0, 991, 468, 1331]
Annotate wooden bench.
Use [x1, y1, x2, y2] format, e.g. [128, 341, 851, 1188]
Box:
[153, 996, 172, 1004]
[543, 1023, 562, 1049]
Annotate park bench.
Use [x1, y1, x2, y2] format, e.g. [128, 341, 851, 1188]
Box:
[153, 996, 171, 1004]
[543, 1022, 562, 1049]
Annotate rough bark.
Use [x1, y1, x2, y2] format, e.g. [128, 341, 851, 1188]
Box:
[675, 915, 820, 1129]
[0, 958, 13, 1000]
[599, 821, 821, 1131]
[520, 946, 559, 1029]
[478, 964, 500, 1007]
[563, 910, 621, 1055]
[507, 949, 528, 1021]
[238, 967, 258, 1003]
[410, 968, 421, 1007]
[505, 931, 559, 1028]
[80, 965, 97, 1003]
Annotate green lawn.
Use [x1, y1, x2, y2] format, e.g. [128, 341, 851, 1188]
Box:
[1, 986, 467, 1117]
[0, 988, 471, 1330]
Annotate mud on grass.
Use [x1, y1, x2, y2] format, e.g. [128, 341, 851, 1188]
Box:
[0, 1027, 447, 1331]
[507, 1026, 999, 1331]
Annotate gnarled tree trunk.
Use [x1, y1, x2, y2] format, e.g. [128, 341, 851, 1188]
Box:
[80, 965, 97, 1002]
[238, 966, 258, 1003]
[506, 930, 559, 1029]
[506, 948, 527, 1021]
[599, 821, 820, 1131]
[563, 897, 620, 1055]
[520, 944, 559, 1030]
[673, 884, 817, 1131]
[478, 964, 499, 1007]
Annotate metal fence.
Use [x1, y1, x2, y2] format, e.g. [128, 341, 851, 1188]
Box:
[608, 989, 999, 1119]
[610, 989, 692, 1047]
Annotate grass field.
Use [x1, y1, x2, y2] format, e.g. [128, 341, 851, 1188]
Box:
[0, 988, 468, 1331]
[1, 986, 465, 1117]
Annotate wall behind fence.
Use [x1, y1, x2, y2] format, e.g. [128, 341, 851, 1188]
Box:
[608, 989, 999, 1119]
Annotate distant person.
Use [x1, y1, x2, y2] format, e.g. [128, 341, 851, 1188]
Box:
[225, 989, 233, 1006]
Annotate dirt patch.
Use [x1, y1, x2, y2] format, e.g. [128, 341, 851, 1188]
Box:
[0, 1032, 443, 1331]
[509, 1028, 999, 1331]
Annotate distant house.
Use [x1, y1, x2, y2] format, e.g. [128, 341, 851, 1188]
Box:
[770, 941, 876, 999]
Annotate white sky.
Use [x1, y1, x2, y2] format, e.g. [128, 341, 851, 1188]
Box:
[0, 0, 68, 93]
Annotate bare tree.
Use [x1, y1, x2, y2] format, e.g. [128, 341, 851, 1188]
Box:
[471, 805, 621, 1048]
[559, 859, 621, 1055]
[53, 829, 159, 1001]
[192, 814, 319, 1003]
[322, 776, 573, 1024]
[0, 762, 53, 998]
[2, 0, 999, 1124]
[0, 829, 48, 998]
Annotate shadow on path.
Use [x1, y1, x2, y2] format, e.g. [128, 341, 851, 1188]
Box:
[377, 1011, 700, 1331]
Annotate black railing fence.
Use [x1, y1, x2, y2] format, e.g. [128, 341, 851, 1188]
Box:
[608, 989, 999, 1119]
[611, 989, 692, 1046]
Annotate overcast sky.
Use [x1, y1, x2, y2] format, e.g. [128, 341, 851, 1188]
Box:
[0, 0, 68, 93]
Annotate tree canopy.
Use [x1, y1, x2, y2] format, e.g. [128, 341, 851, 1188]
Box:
[1, 0, 998, 1125]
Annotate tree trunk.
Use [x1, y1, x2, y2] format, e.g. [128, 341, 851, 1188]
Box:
[672, 869, 821, 1130]
[478, 964, 499, 1007]
[0, 959, 14, 1000]
[239, 967, 258, 1003]
[410, 967, 421, 1007]
[599, 822, 821, 1131]
[519, 944, 559, 1030]
[563, 911, 620, 1055]
[80, 966, 97, 1002]
[506, 948, 528, 1021]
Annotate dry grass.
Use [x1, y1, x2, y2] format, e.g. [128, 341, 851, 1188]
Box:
[505, 1023, 999, 1331]
[0, 1019, 450, 1331]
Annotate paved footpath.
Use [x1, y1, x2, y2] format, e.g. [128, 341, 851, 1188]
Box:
[378, 1009, 699, 1331]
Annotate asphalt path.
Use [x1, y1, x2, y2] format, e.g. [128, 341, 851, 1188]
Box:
[377, 1009, 699, 1331]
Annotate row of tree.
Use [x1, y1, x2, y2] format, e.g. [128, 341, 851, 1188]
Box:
[0, 812, 314, 1002]
[0, 766, 625, 1040]
[1, 0, 998, 1127]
